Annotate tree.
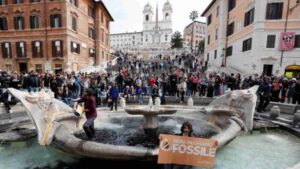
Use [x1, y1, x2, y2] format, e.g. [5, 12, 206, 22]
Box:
[189, 10, 199, 53]
[198, 39, 205, 54]
[189, 10, 199, 21]
[171, 31, 183, 49]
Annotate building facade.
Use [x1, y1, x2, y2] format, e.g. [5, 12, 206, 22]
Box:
[110, 0, 173, 54]
[183, 21, 206, 53]
[0, 0, 113, 73]
[202, 0, 300, 76]
[110, 32, 142, 53]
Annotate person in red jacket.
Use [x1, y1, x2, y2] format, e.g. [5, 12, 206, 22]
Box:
[73, 88, 97, 139]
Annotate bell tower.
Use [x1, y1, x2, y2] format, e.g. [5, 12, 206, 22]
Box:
[143, 2, 153, 23]
[163, 0, 173, 21]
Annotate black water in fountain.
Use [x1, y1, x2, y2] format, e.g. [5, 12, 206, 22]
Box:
[74, 116, 219, 149]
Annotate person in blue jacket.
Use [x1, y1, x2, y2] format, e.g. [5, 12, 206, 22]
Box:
[109, 83, 119, 111]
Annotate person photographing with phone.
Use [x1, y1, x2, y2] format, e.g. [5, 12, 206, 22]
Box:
[73, 88, 97, 140]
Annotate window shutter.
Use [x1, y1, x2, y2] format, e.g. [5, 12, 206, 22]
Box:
[9, 43, 11, 58]
[70, 42, 73, 52]
[61, 40, 64, 57]
[23, 42, 26, 57]
[1, 43, 6, 58]
[50, 15, 54, 27]
[21, 17, 24, 29]
[16, 42, 20, 57]
[14, 17, 17, 29]
[40, 41, 43, 57]
[52, 41, 55, 57]
[3, 18, 7, 30]
[59, 14, 62, 27]
[32, 41, 36, 57]
[30, 16, 33, 29]
[77, 44, 80, 54]
[36, 16, 39, 28]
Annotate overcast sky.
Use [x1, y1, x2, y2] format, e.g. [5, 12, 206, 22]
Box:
[102, 0, 211, 34]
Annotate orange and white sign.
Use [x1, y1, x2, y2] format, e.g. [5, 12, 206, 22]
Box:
[158, 134, 218, 168]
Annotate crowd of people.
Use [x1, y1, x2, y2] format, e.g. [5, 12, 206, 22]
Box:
[0, 54, 300, 113]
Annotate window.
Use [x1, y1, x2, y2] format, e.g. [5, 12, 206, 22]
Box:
[1, 42, 11, 58]
[16, 42, 26, 58]
[14, 16, 25, 30]
[106, 33, 109, 45]
[295, 35, 300, 48]
[227, 22, 234, 36]
[0, 0, 6, 5]
[0, 17, 7, 30]
[244, 8, 255, 27]
[88, 27, 95, 39]
[215, 28, 219, 40]
[165, 34, 168, 41]
[106, 20, 109, 29]
[228, 0, 236, 12]
[14, 0, 22, 4]
[50, 14, 62, 28]
[242, 38, 252, 51]
[30, 16, 39, 29]
[102, 51, 104, 59]
[35, 64, 42, 73]
[266, 35, 276, 48]
[214, 50, 217, 59]
[207, 35, 210, 45]
[101, 13, 104, 23]
[32, 41, 43, 57]
[88, 6, 95, 19]
[71, 42, 80, 54]
[69, 0, 78, 7]
[52, 40, 63, 57]
[5, 64, 12, 73]
[165, 13, 169, 20]
[216, 6, 220, 17]
[89, 48, 95, 57]
[207, 14, 212, 25]
[146, 15, 149, 21]
[30, 0, 40, 3]
[226, 46, 233, 57]
[207, 53, 209, 61]
[72, 16, 77, 31]
[101, 29, 104, 42]
[266, 3, 283, 20]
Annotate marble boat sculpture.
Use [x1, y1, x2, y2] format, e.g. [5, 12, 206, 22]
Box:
[7, 86, 258, 160]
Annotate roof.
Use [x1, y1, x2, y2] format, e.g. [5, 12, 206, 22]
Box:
[184, 21, 206, 30]
[201, 0, 217, 17]
[111, 32, 142, 36]
[96, 0, 114, 21]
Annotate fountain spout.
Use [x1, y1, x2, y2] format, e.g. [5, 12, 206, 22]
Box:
[148, 97, 153, 110]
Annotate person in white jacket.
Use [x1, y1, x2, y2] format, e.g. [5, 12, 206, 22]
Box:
[178, 78, 187, 103]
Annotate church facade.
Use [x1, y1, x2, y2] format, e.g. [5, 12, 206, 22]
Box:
[110, 1, 173, 54]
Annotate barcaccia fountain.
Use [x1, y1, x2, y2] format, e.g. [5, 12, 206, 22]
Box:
[6, 86, 258, 160]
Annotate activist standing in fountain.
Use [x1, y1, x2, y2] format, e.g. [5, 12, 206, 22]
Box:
[164, 122, 193, 169]
[73, 88, 97, 140]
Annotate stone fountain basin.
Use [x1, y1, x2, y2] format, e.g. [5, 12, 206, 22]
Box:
[7, 88, 256, 160]
[53, 110, 224, 160]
